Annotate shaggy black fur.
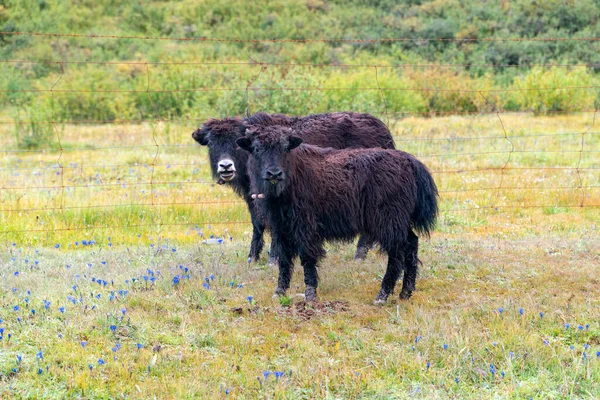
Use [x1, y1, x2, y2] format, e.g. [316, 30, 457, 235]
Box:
[237, 125, 438, 304]
[192, 112, 395, 263]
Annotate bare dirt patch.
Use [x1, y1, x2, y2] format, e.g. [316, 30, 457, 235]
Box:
[278, 300, 350, 321]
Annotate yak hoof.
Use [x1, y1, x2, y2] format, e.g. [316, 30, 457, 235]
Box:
[354, 247, 368, 261]
[273, 288, 287, 298]
[268, 256, 279, 267]
[305, 286, 318, 302]
[373, 289, 390, 305]
[399, 290, 413, 300]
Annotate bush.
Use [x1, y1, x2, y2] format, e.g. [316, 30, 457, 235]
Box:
[512, 67, 597, 114]
[12, 101, 59, 149]
[45, 66, 136, 122]
[402, 68, 500, 114]
[321, 69, 426, 117]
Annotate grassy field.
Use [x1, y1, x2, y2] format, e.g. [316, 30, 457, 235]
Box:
[1, 114, 599, 398]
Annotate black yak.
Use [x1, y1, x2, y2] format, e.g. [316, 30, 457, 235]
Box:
[237, 125, 438, 304]
[192, 112, 395, 263]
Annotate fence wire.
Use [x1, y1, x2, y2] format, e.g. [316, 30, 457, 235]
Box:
[1, 32, 599, 242]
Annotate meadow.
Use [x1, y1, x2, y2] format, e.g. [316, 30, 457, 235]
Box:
[0, 113, 599, 399]
[2, 1, 600, 397]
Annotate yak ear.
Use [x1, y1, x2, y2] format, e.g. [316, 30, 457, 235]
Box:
[192, 128, 209, 146]
[287, 136, 303, 151]
[236, 137, 253, 152]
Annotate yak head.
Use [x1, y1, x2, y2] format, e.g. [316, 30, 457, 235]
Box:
[236, 125, 303, 198]
[192, 118, 249, 185]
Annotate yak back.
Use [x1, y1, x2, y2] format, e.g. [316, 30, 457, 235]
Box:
[247, 112, 394, 150]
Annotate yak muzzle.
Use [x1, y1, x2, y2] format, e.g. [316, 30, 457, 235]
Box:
[264, 168, 284, 184]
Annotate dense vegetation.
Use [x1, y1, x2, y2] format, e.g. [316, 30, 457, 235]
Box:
[2, 0, 600, 147]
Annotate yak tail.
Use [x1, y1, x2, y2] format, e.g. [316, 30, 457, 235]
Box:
[410, 157, 439, 238]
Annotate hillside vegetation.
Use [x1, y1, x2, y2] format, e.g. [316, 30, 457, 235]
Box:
[2, 0, 600, 138]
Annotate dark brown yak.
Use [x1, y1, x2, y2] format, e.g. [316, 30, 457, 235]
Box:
[237, 125, 438, 304]
[192, 112, 395, 263]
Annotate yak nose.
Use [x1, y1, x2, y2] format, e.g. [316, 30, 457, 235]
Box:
[265, 168, 283, 180]
[219, 161, 233, 170]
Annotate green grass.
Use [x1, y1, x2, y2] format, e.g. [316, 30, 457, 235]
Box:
[0, 236, 598, 399]
[0, 113, 599, 398]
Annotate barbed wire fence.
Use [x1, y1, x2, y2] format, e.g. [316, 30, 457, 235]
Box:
[0, 31, 599, 244]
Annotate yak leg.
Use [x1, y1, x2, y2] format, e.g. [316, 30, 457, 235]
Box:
[248, 202, 265, 263]
[399, 230, 419, 300]
[299, 252, 320, 302]
[267, 241, 279, 267]
[272, 233, 296, 297]
[374, 247, 404, 305]
[354, 235, 373, 260]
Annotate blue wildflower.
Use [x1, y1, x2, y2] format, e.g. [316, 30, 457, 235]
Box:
[88, 364, 93, 371]
[519, 308, 524, 315]
[210, 274, 215, 281]
[59, 306, 65, 314]
[455, 377, 459, 384]
[247, 296, 254, 304]
[13, 305, 19, 312]
[98, 359, 105, 365]
[136, 343, 143, 350]
[36, 351, 43, 360]
[539, 312, 544, 318]
[263, 371, 271, 381]
[543, 340, 549, 345]
[426, 362, 430, 370]
[415, 336, 422, 343]
[110, 325, 117, 332]
[16, 355, 22, 363]
[31, 309, 35, 315]
[81, 342, 87, 348]
[498, 307, 504, 314]
[490, 364, 496, 377]
[443, 344, 448, 350]
[173, 276, 180, 285]
[55, 244, 60, 248]
[274, 371, 284, 380]
[14, 271, 19, 276]
[578, 325, 584, 331]
[501, 371, 505, 378]
[565, 324, 570, 329]
[38, 368, 43, 375]
[570, 345, 575, 350]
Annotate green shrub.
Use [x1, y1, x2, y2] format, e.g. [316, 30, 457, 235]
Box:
[321, 69, 426, 116]
[512, 67, 597, 114]
[12, 101, 59, 149]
